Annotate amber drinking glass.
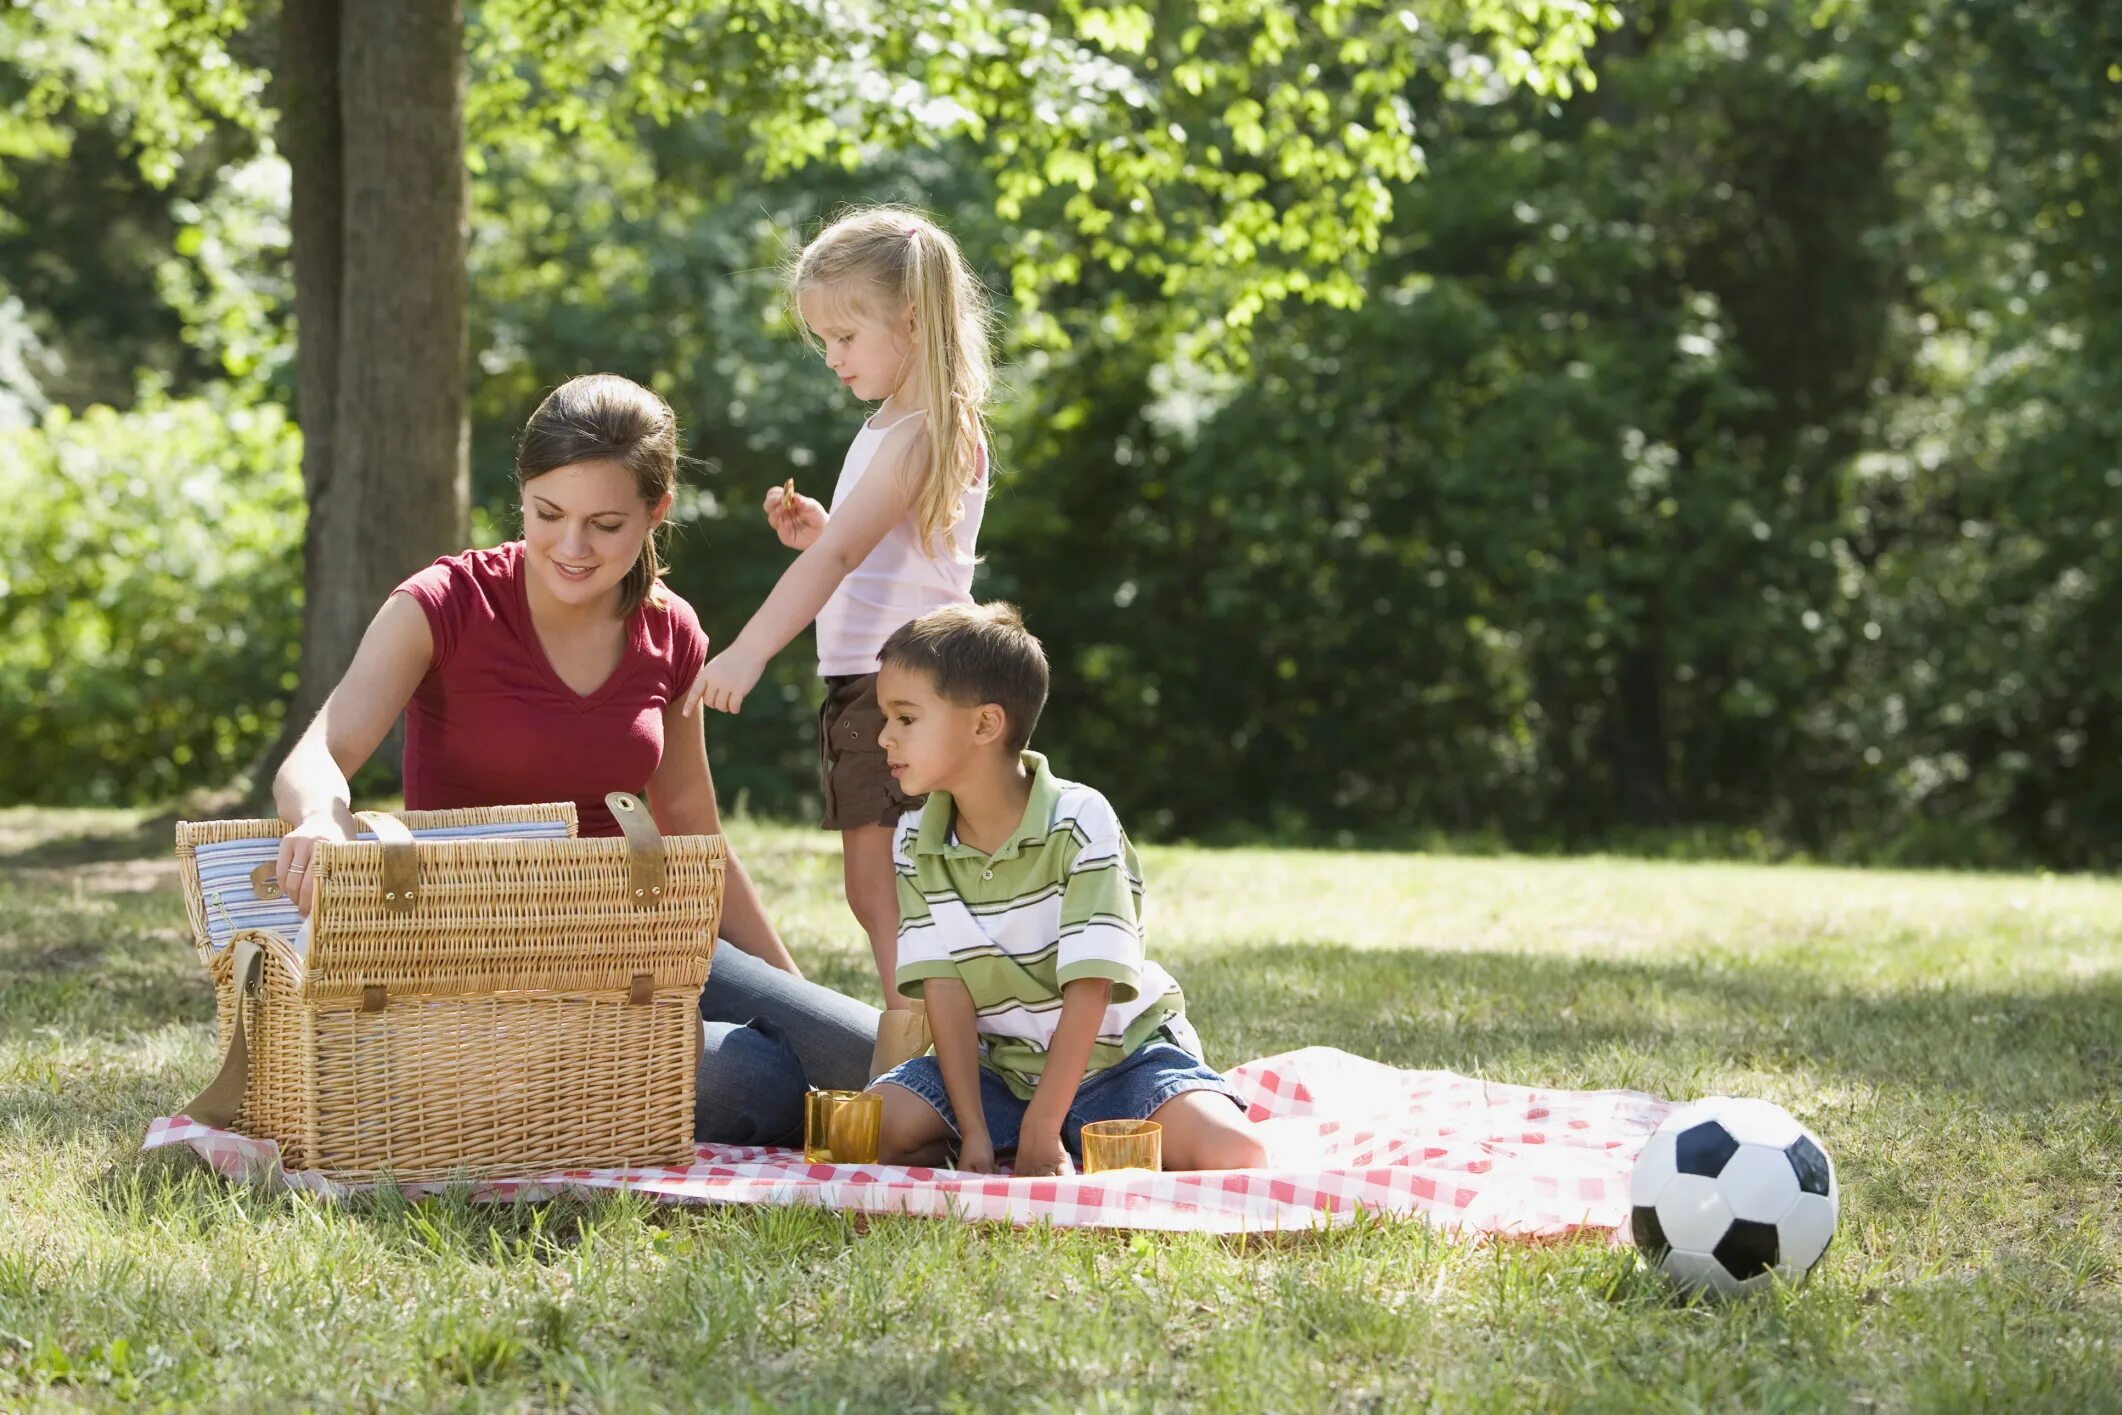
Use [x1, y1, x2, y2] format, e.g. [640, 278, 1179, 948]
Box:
[804, 1089, 882, 1164]
[1079, 1119, 1161, 1174]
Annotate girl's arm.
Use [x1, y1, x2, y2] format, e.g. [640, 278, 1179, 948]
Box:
[684, 424, 932, 716]
[272, 592, 435, 914]
[646, 700, 802, 974]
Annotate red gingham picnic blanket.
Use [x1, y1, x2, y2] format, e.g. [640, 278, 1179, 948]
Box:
[142, 1047, 1673, 1237]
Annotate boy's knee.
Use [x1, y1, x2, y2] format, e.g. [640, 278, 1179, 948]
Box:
[872, 1083, 944, 1163]
[1154, 1094, 1269, 1171]
[1181, 1129, 1265, 1172]
[1217, 1130, 1269, 1171]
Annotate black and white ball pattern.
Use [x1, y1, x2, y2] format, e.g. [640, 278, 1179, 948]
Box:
[1629, 1097, 1838, 1299]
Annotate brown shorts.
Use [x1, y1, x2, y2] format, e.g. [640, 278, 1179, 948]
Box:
[819, 672, 925, 831]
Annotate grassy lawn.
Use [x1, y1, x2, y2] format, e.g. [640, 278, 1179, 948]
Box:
[1, 805, 2117, 1412]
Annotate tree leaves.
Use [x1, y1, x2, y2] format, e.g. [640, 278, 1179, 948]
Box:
[469, 0, 1611, 356]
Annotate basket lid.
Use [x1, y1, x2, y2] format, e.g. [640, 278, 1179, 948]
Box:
[173, 803, 580, 957]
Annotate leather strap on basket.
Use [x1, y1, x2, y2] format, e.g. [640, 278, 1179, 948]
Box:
[605, 791, 666, 909]
[249, 862, 284, 901]
[352, 810, 419, 912]
[178, 934, 266, 1130]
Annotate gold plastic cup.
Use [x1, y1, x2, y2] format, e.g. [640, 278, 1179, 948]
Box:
[804, 1089, 882, 1164]
[1080, 1118, 1161, 1174]
[827, 1090, 882, 1164]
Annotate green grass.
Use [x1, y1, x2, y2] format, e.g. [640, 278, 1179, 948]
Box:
[2, 806, 2117, 1412]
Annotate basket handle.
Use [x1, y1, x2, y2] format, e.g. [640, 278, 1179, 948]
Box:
[605, 791, 666, 908]
[179, 933, 266, 1129]
[352, 810, 420, 912]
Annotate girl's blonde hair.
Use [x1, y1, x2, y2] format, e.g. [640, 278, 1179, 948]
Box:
[789, 205, 992, 558]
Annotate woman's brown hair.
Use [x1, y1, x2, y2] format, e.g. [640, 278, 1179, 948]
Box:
[516, 374, 678, 616]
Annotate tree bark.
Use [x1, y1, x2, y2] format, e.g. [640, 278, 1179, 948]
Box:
[1609, 639, 1673, 826]
[255, 0, 467, 800]
[254, 0, 343, 794]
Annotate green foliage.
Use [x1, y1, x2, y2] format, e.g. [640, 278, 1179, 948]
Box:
[0, 392, 303, 804]
[979, 0, 2122, 866]
[0, 108, 219, 409]
[986, 0, 1895, 843]
[0, 0, 2117, 867]
[0, 0, 267, 187]
[471, 0, 1614, 353]
[0, 3, 277, 408]
[1839, 0, 2122, 866]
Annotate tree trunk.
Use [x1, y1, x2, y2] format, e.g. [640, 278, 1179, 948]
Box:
[1608, 639, 1673, 826]
[254, 0, 343, 796]
[255, 0, 467, 802]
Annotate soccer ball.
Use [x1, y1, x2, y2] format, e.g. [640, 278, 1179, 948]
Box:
[1628, 1096, 1838, 1299]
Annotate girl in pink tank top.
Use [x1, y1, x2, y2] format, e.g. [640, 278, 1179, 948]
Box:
[681, 206, 996, 1014]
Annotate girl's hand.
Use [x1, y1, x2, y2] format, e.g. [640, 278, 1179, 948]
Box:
[682, 646, 765, 716]
[275, 805, 358, 917]
[764, 480, 827, 551]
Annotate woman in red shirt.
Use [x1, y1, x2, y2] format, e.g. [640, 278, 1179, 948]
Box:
[270, 374, 877, 1143]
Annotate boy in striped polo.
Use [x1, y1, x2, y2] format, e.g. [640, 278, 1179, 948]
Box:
[866, 603, 1267, 1176]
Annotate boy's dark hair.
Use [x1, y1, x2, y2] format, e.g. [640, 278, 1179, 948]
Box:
[879, 603, 1049, 752]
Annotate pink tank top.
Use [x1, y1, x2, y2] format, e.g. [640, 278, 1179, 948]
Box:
[814, 409, 987, 677]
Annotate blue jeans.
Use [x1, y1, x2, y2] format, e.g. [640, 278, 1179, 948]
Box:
[873, 1036, 1245, 1160]
[695, 941, 879, 1146]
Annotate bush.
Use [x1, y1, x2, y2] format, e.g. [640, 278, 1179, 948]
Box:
[0, 390, 303, 804]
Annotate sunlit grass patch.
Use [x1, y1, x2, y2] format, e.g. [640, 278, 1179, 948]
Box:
[2, 811, 2117, 1410]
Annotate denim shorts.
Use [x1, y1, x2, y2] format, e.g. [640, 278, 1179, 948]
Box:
[872, 1034, 1245, 1159]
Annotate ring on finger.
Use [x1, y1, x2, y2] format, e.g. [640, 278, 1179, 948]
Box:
[287, 863, 307, 874]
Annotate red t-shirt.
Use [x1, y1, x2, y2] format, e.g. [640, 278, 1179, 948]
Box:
[393, 542, 709, 837]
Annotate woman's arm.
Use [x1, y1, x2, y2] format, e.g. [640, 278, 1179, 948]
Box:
[647, 698, 802, 975]
[271, 592, 435, 914]
[683, 425, 931, 716]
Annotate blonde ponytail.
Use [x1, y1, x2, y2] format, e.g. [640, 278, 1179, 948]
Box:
[789, 206, 994, 559]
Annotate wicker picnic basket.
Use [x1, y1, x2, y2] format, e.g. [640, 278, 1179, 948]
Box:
[173, 794, 723, 1182]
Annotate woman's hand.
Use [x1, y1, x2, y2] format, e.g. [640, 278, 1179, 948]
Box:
[274, 804, 358, 917]
[765, 480, 827, 552]
[682, 645, 766, 716]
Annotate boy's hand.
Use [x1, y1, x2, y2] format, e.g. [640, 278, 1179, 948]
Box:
[1014, 1120, 1069, 1178]
[764, 480, 827, 552]
[955, 1131, 997, 1175]
[681, 646, 763, 717]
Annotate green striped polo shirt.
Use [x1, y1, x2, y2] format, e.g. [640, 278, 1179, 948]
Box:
[893, 751, 1186, 1100]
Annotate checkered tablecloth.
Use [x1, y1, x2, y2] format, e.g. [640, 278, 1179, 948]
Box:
[142, 1047, 1672, 1237]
